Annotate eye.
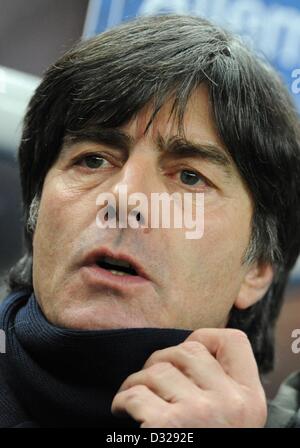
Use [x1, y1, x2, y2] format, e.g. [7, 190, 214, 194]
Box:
[75, 154, 112, 170]
[180, 170, 206, 186]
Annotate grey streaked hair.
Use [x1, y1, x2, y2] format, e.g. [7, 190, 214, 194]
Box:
[26, 193, 40, 235]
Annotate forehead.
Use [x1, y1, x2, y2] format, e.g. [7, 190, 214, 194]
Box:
[122, 84, 223, 149]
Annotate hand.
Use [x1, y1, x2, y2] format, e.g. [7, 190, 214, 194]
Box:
[111, 329, 267, 428]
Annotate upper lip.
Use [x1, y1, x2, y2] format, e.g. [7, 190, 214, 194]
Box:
[82, 247, 150, 280]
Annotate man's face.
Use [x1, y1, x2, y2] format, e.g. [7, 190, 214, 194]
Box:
[32, 86, 253, 330]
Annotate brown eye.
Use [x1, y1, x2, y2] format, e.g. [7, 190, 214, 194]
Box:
[74, 154, 113, 170]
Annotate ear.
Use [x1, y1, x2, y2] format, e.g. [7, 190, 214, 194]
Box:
[235, 262, 274, 310]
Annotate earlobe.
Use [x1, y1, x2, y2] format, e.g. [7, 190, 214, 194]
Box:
[235, 263, 274, 310]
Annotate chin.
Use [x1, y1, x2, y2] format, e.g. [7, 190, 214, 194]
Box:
[50, 305, 152, 331]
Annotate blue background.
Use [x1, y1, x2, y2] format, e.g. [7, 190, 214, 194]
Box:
[83, 0, 300, 112]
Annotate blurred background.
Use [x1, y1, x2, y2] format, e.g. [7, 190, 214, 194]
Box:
[0, 0, 299, 400]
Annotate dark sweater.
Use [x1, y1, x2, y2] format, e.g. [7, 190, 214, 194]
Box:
[1, 290, 300, 428]
[0, 290, 192, 427]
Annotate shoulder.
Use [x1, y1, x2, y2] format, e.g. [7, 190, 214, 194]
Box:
[266, 371, 300, 428]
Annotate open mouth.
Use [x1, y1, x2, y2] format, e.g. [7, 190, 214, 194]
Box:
[95, 256, 138, 277]
[81, 248, 150, 288]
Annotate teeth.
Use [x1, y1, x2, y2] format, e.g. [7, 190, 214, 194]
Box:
[108, 269, 128, 276]
[103, 256, 131, 269]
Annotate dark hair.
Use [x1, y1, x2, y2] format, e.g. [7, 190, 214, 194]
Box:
[7, 14, 300, 373]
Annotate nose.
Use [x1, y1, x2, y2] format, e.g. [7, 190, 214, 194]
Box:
[111, 149, 160, 227]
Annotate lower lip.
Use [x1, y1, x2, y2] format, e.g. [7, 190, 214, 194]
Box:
[80, 264, 150, 290]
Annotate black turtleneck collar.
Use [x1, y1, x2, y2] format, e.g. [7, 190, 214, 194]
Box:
[0, 290, 192, 427]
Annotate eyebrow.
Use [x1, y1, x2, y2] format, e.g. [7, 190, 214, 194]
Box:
[156, 135, 233, 178]
[61, 128, 133, 156]
[61, 128, 234, 178]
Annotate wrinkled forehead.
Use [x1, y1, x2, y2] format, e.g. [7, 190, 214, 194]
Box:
[61, 85, 225, 153]
[117, 85, 222, 149]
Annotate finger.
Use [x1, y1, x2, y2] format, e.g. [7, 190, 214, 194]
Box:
[186, 328, 260, 387]
[117, 361, 201, 402]
[111, 384, 169, 425]
[142, 341, 232, 391]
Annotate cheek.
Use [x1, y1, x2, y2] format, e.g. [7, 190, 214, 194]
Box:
[36, 174, 99, 240]
[32, 177, 92, 274]
[34, 188, 69, 254]
[166, 196, 252, 283]
[203, 202, 252, 292]
[165, 200, 252, 322]
[205, 195, 252, 258]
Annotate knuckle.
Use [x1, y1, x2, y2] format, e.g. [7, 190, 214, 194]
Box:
[148, 361, 173, 373]
[144, 362, 174, 383]
[190, 329, 206, 339]
[180, 341, 208, 355]
[226, 329, 250, 343]
[146, 348, 170, 365]
[146, 350, 161, 364]
[124, 384, 148, 401]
